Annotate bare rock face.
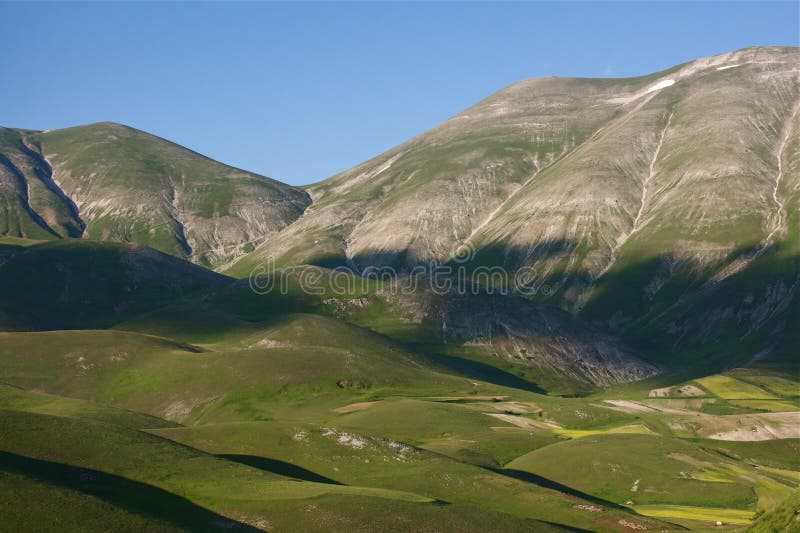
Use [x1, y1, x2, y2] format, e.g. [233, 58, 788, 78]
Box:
[384, 287, 659, 386]
[0, 123, 311, 268]
[233, 46, 800, 368]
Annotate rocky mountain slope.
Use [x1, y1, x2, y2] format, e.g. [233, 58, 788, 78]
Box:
[379, 286, 659, 386]
[232, 46, 800, 369]
[0, 123, 310, 268]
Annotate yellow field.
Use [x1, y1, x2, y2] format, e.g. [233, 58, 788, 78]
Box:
[729, 399, 799, 412]
[689, 469, 735, 483]
[553, 424, 652, 439]
[632, 504, 754, 524]
[694, 375, 778, 400]
[735, 375, 800, 398]
[757, 466, 800, 482]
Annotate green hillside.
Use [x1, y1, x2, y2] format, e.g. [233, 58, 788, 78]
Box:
[0, 123, 311, 268]
[0, 240, 228, 329]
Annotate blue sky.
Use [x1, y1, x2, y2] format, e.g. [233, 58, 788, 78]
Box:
[1, 2, 797, 185]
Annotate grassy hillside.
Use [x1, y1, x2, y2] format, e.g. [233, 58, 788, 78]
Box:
[747, 490, 800, 532]
[0, 309, 797, 530]
[0, 240, 228, 329]
[0, 122, 311, 268]
[0, 372, 660, 531]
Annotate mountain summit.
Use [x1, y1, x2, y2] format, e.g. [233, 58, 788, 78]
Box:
[0, 122, 310, 268]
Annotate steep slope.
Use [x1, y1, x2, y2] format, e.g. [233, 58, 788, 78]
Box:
[0, 123, 311, 268]
[232, 46, 800, 370]
[382, 287, 659, 386]
[235, 47, 796, 281]
[0, 128, 84, 239]
[229, 73, 632, 273]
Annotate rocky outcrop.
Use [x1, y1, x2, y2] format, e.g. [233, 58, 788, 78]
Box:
[383, 286, 658, 386]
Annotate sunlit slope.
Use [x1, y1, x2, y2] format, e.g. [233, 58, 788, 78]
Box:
[1, 409, 545, 532]
[234, 47, 797, 284]
[0, 321, 477, 424]
[0, 128, 84, 239]
[0, 122, 311, 267]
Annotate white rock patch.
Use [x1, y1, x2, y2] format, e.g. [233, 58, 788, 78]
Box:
[645, 79, 675, 93]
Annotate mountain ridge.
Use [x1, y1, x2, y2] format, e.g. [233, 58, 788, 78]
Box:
[0, 122, 312, 268]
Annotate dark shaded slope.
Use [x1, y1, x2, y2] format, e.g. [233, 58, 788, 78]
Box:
[0, 240, 230, 330]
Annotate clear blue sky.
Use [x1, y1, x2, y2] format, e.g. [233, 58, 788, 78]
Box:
[1, 2, 797, 185]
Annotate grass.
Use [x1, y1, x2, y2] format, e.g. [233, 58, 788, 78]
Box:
[0, 320, 796, 531]
[728, 400, 799, 412]
[331, 397, 559, 467]
[731, 373, 800, 398]
[0, 335, 468, 425]
[149, 419, 661, 531]
[0, 239, 226, 329]
[507, 433, 759, 509]
[0, 384, 173, 430]
[700, 439, 800, 470]
[747, 490, 800, 532]
[2, 409, 540, 531]
[0, 450, 258, 532]
[550, 423, 653, 439]
[0, 466, 191, 532]
[0, 408, 607, 532]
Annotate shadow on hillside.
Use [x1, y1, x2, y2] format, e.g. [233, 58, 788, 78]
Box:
[3, 234, 797, 380]
[497, 468, 626, 511]
[217, 454, 342, 485]
[417, 351, 547, 394]
[0, 450, 261, 532]
[333, 239, 800, 377]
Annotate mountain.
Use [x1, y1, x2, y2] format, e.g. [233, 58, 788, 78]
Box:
[0, 45, 798, 532]
[0, 123, 310, 268]
[1, 47, 795, 375]
[231, 46, 800, 370]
